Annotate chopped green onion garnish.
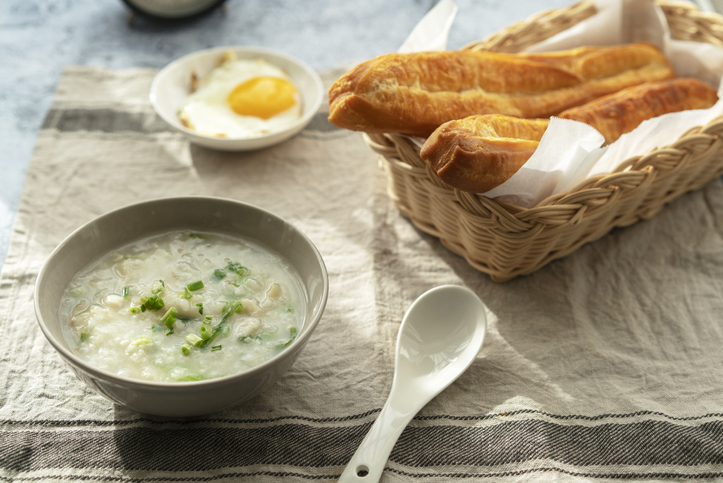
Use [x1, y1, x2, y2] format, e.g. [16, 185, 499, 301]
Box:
[239, 335, 261, 343]
[121, 286, 130, 297]
[226, 262, 247, 276]
[141, 294, 164, 311]
[80, 332, 90, 343]
[186, 280, 204, 291]
[203, 315, 213, 324]
[178, 374, 203, 381]
[212, 269, 226, 280]
[182, 286, 192, 299]
[151, 280, 165, 295]
[165, 326, 174, 336]
[129, 306, 143, 314]
[196, 303, 204, 315]
[198, 303, 241, 348]
[155, 297, 165, 310]
[151, 324, 164, 332]
[131, 336, 152, 346]
[286, 307, 293, 313]
[277, 327, 298, 348]
[177, 317, 196, 324]
[186, 333, 203, 347]
[199, 324, 212, 340]
[221, 301, 243, 314]
[181, 344, 192, 356]
[161, 307, 178, 327]
[211, 345, 222, 352]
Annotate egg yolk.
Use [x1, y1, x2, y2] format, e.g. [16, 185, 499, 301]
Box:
[227, 76, 297, 119]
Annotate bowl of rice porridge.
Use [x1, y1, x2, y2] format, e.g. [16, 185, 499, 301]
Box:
[34, 197, 328, 417]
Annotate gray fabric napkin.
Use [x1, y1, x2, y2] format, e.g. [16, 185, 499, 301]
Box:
[1, 65, 722, 482]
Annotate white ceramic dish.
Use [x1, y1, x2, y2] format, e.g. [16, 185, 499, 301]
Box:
[35, 197, 328, 417]
[150, 46, 324, 151]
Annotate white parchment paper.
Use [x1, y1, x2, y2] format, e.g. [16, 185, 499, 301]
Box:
[401, 0, 723, 207]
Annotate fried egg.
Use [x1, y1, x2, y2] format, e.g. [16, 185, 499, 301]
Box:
[178, 54, 301, 139]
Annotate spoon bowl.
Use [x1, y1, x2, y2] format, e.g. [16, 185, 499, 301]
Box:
[394, 285, 487, 402]
[339, 285, 487, 482]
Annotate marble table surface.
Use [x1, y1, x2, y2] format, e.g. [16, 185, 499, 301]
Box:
[0, 0, 569, 271]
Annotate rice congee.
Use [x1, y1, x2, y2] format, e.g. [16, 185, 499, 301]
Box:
[60, 230, 305, 383]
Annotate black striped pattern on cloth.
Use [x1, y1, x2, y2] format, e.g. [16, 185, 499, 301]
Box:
[2, 411, 722, 480]
[40, 109, 341, 134]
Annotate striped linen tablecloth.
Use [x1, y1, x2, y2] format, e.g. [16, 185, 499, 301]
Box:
[1, 65, 722, 482]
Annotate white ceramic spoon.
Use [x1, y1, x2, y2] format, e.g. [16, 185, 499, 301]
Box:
[338, 285, 488, 482]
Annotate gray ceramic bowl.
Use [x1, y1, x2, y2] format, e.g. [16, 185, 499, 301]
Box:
[34, 197, 328, 417]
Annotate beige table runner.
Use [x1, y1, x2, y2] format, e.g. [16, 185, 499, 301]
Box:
[1, 66, 722, 482]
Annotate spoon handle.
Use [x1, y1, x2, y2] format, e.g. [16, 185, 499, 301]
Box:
[338, 396, 416, 483]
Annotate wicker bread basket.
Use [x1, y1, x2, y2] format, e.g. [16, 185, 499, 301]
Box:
[364, 0, 723, 282]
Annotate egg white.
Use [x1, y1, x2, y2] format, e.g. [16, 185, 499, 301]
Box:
[178, 57, 302, 139]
